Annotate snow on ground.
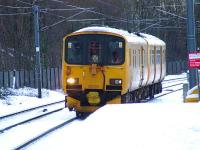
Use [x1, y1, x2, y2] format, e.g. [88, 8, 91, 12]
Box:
[0, 87, 64, 116]
[29, 103, 200, 150]
[164, 72, 187, 80]
[1, 73, 200, 150]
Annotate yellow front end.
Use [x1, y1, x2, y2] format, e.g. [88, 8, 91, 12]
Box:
[62, 64, 127, 113]
[66, 95, 121, 113]
[61, 31, 130, 113]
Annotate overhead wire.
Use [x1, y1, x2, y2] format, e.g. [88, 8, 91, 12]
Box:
[41, 10, 105, 22]
[156, 8, 200, 24]
[139, 21, 161, 32]
[0, 4, 31, 9]
[34, 0, 130, 32]
[94, 0, 121, 10]
[0, 1, 33, 16]
[41, 8, 87, 11]
[156, 8, 187, 20]
[9, 0, 192, 32]
[48, 0, 69, 4]
[16, 0, 33, 6]
[41, 10, 87, 31]
[41, 10, 66, 19]
[48, 0, 128, 23]
[147, 4, 186, 8]
[0, 12, 32, 16]
[40, 9, 130, 31]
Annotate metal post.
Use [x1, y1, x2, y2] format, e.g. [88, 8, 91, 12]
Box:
[197, 69, 200, 101]
[186, 0, 197, 89]
[33, 5, 42, 98]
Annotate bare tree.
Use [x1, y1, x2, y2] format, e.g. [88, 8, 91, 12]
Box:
[0, 0, 199, 71]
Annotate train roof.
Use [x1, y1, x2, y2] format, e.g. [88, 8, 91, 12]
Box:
[75, 26, 134, 36]
[140, 33, 166, 46]
[74, 26, 165, 46]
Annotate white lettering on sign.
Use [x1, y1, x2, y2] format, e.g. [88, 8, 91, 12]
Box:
[189, 52, 200, 59]
[189, 52, 200, 68]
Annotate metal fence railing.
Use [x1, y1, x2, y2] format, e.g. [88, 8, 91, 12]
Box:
[0, 67, 61, 90]
[0, 61, 188, 89]
[166, 61, 187, 75]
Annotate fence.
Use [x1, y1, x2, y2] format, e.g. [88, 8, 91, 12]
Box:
[0, 67, 61, 90]
[166, 61, 187, 75]
[0, 61, 188, 89]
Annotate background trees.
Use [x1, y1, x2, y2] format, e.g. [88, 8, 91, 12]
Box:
[0, 0, 199, 71]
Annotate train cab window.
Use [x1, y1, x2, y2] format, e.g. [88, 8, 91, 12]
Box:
[65, 34, 125, 65]
[88, 41, 101, 63]
[66, 41, 82, 64]
[109, 41, 123, 65]
[111, 51, 121, 63]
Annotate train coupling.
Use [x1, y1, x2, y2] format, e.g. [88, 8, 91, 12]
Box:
[86, 92, 101, 106]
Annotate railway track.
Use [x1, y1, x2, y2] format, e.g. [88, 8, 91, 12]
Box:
[159, 77, 187, 96]
[157, 77, 186, 98]
[154, 88, 183, 99]
[163, 77, 187, 82]
[162, 77, 187, 85]
[15, 116, 78, 150]
[0, 108, 63, 133]
[0, 100, 65, 120]
[163, 83, 184, 90]
[0, 106, 77, 150]
[142, 77, 187, 103]
[162, 77, 187, 92]
[0, 100, 65, 133]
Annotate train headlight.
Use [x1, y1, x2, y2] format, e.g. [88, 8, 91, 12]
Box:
[67, 78, 79, 84]
[110, 79, 122, 85]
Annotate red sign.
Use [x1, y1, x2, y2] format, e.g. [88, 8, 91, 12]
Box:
[189, 52, 200, 68]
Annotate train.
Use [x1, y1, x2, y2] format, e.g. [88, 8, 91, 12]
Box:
[62, 26, 166, 117]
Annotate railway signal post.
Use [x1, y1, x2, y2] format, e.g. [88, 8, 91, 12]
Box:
[33, 5, 42, 98]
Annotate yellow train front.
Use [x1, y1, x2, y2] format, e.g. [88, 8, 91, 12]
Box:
[62, 26, 166, 117]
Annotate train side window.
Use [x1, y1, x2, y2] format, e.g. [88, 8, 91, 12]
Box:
[163, 49, 166, 64]
[157, 48, 161, 64]
[150, 48, 151, 64]
[134, 50, 137, 67]
[151, 49, 154, 64]
[133, 50, 135, 67]
[135, 50, 137, 67]
[144, 50, 146, 66]
[132, 49, 134, 67]
[138, 49, 141, 66]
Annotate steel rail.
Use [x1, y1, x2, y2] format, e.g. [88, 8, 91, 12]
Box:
[154, 88, 183, 99]
[0, 100, 65, 120]
[163, 83, 184, 89]
[163, 77, 187, 82]
[0, 108, 64, 133]
[14, 117, 78, 150]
